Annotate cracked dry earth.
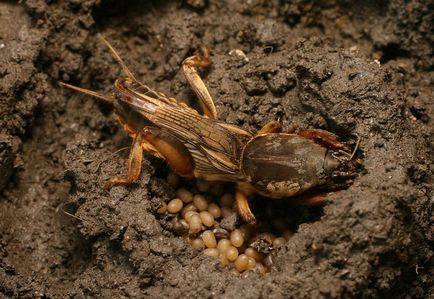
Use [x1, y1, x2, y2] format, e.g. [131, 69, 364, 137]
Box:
[0, 1, 433, 298]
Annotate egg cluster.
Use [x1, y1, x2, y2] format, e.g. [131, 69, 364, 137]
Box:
[157, 173, 294, 274]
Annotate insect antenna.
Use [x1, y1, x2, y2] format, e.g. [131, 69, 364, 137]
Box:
[59, 82, 114, 104]
[332, 134, 362, 166]
[350, 134, 363, 166]
[350, 134, 361, 160]
[97, 33, 138, 82]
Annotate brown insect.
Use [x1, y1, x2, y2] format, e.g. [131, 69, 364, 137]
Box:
[61, 35, 361, 224]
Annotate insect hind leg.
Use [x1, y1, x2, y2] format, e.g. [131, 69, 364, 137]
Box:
[105, 126, 196, 191]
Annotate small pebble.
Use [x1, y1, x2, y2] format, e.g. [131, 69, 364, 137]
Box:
[229, 49, 249, 62]
[203, 248, 219, 257]
[156, 182, 287, 275]
[247, 257, 256, 270]
[199, 211, 215, 227]
[234, 254, 249, 272]
[173, 219, 189, 235]
[273, 237, 287, 248]
[230, 229, 244, 247]
[263, 254, 273, 268]
[221, 207, 234, 218]
[176, 188, 193, 203]
[220, 210, 238, 231]
[220, 193, 234, 207]
[226, 246, 239, 262]
[196, 179, 210, 192]
[217, 239, 231, 254]
[189, 214, 202, 233]
[219, 254, 229, 266]
[181, 203, 197, 218]
[179, 219, 189, 228]
[261, 232, 276, 243]
[184, 210, 198, 222]
[167, 173, 179, 188]
[193, 194, 208, 211]
[191, 238, 205, 250]
[202, 230, 217, 248]
[254, 263, 268, 274]
[245, 247, 264, 262]
[156, 202, 167, 214]
[207, 203, 222, 218]
[213, 228, 229, 239]
[167, 198, 183, 213]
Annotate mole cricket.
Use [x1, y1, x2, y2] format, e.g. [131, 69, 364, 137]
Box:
[61, 35, 361, 224]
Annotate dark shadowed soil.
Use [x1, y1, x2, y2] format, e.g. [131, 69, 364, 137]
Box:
[0, 1, 433, 298]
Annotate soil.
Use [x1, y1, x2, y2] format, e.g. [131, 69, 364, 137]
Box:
[0, 0, 433, 298]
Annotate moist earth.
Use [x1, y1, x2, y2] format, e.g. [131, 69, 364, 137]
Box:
[0, 1, 433, 298]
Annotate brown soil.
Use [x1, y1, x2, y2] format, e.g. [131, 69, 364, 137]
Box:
[0, 1, 433, 298]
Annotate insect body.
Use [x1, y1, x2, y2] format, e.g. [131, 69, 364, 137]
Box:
[61, 35, 360, 224]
